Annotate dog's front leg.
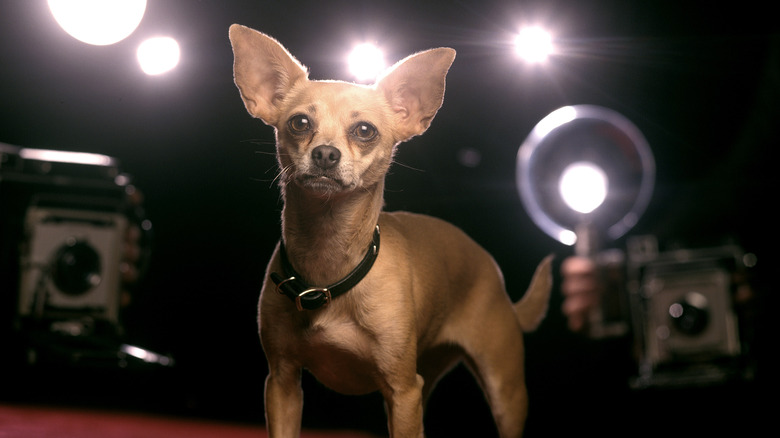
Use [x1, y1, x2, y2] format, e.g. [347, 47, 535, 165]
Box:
[383, 373, 425, 438]
[264, 363, 303, 438]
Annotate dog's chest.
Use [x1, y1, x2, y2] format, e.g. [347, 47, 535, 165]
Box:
[298, 319, 380, 395]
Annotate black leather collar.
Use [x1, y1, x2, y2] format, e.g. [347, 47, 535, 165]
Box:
[271, 225, 380, 311]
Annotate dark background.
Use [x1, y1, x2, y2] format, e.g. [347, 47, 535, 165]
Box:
[1, 1, 777, 436]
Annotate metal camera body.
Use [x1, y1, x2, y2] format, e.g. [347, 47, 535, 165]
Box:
[1, 143, 130, 337]
[626, 238, 748, 387]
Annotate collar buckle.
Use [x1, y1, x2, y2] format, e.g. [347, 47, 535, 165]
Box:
[295, 288, 331, 311]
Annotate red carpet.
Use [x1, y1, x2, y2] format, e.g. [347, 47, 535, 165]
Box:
[0, 404, 380, 438]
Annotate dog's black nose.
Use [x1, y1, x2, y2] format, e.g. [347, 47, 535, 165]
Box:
[311, 145, 341, 170]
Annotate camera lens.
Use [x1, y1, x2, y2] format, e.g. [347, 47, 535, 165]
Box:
[669, 292, 709, 336]
[52, 239, 102, 295]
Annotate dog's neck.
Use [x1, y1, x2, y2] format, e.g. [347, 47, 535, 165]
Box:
[280, 180, 384, 286]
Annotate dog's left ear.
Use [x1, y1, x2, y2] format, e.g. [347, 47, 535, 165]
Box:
[376, 48, 456, 142]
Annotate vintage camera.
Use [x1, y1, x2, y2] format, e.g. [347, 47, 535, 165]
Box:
[1, 143, 129, 331]
[1, 143, 166, 369]
[623, 237, 753, 388]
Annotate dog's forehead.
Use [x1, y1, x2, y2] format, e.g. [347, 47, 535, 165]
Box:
[283, 80, 388, 119]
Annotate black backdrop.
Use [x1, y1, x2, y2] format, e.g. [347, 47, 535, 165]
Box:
[1, 1, 777, 436]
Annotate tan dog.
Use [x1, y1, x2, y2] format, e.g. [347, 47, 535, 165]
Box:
[229, 24, 553, 438]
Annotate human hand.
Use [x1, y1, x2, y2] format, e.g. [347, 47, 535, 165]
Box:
[560, 256, 601, 333]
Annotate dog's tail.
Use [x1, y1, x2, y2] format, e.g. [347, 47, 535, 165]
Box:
[513, 255, 554, 332]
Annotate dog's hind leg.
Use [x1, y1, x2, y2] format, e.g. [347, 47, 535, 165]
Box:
[462, 314, 530, 438]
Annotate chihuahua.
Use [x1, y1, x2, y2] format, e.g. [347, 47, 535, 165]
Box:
[229, 24, 552, 438]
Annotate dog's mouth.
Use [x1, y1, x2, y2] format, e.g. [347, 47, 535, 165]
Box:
[296, 174, 353, 194]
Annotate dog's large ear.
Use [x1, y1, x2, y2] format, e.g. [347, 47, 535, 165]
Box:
[376, 47, 456, 142]
[229, 24, 308, 125]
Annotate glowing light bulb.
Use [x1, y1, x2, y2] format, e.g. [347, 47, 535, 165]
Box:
[514, 27, 554, 63]
[348, 43, 385, 82]
[137, 37, 180, 75]
[559, 161, 608, 214]
[48, 0, 146, 46]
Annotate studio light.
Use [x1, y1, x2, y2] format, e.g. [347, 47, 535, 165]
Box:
[517, 105, 654, 339]
[516, 105, 655, 252]
[348, 43, 386, 82]
[514, 26, 554, 63]
[48, 0, 147, 46]
[137, 37, 181, 75]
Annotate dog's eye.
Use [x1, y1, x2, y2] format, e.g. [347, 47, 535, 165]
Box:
[288, 114, 312, 133]
[351, 122, 377, 141]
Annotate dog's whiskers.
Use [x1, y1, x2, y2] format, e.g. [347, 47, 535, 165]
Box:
[391, 158, 426, 173]
[241, 138, 276, 147]
[271, 164, 293, 188]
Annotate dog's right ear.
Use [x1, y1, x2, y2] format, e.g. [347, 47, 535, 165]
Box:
[229, 24, 308, 125]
